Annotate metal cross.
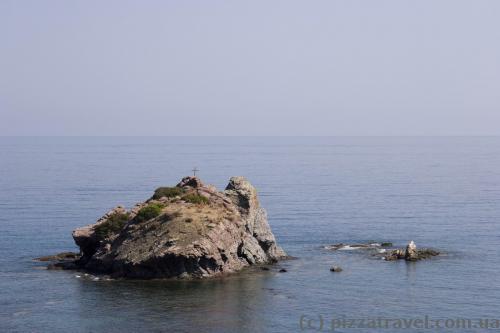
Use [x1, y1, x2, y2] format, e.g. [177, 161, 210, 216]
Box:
[192, 167, 199, 177]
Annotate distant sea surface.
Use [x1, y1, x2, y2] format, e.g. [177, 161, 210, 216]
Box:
[1, 137, 499, 333]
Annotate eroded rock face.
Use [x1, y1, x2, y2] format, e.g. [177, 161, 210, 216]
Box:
[72, 205, 128, 263]
[70, 176, 286, 279]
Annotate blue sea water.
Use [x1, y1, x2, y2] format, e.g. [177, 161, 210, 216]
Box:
[0, 136, 499, 333]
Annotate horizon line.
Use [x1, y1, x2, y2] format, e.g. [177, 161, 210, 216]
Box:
[2, 134, 500, 137]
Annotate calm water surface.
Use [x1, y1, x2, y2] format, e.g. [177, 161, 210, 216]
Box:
[1, 137, 499, 332]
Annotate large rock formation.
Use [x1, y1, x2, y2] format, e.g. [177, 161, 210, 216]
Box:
[68, 176, 286, 279]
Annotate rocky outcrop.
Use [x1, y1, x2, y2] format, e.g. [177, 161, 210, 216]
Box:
[64, 176, 286, 279]
[324, 241, 440, 262]
[405, 240, 418, 261]
[383, 241, 439, 261]
[72, 206, 128, 263]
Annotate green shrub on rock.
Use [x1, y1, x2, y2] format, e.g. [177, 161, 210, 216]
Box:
[95, 212, 130, 239]
[135, 203, 164, 223]
[152, 187, 184, 200]
[182, 193, 209, 205]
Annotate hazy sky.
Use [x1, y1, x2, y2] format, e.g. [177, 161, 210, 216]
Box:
[1, 1, 499, 136]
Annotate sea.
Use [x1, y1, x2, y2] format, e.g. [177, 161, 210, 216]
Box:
[1, 136, 499, 333]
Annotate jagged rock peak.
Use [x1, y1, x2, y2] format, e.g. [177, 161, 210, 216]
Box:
[224, 176, 259, 211]
[405, 240, 418, 260]
[176, 176, 204, 188]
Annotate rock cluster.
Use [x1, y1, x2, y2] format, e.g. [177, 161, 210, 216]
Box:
[384, 241, 439, 261]
[324, 241, 440, 263]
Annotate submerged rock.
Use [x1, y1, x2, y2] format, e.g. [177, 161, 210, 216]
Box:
[324, 242, 393, 251]
[413, 248, 440, 259]
[35, 252, 79, 262]
[48, 176, 286, 279]
[37, 252, 81, 270]
[330, 266, 343, 272]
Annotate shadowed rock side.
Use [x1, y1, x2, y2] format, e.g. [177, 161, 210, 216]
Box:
[70, 176, 286, 279]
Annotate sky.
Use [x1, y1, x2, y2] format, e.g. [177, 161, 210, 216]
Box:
[1, 0, 499, 136]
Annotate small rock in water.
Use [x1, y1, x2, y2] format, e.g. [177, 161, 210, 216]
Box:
[35, 252, 79, 262]
[261, 267, 270, 271]
[405, 240, 419, 261]
[279, 268, 287, 273]
[416, 248, 440, 259]
[384, 249, 405, 261]
[330, 266, 343, 272]
[381, 242, 393, 247]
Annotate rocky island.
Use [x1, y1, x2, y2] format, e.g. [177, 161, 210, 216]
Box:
[46, 176, 287, 279]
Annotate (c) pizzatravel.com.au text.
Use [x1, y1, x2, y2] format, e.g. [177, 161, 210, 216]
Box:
[299, 314, 500, 331]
